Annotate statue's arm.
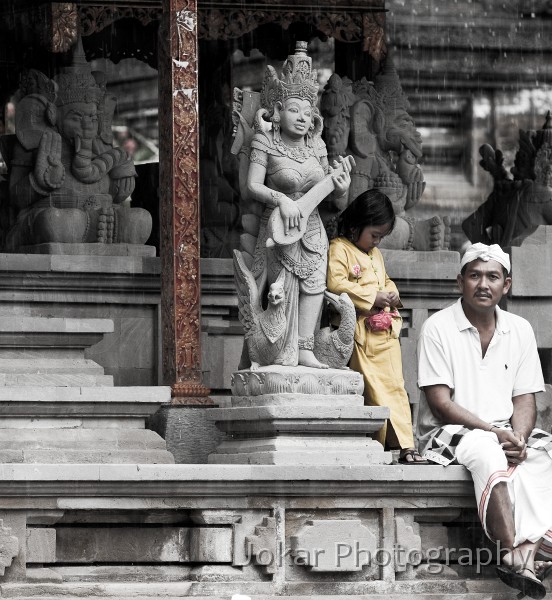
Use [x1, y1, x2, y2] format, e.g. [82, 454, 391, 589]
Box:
[320, 144, 353, 211]
[247, 155, 301, 236]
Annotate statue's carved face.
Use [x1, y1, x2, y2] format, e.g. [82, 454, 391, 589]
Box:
[279, 98, 313, 141]
[386, 108, 423, 158]
[57, 101, 99, 144]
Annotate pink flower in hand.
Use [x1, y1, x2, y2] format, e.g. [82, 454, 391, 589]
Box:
[367, 309, 400, 331]
[351, 264, 361, 282]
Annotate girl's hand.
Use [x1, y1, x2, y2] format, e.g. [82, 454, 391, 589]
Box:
[277, 194, 302, 235]
[374, 291, 392, 308]
[387, 292, 401, 307]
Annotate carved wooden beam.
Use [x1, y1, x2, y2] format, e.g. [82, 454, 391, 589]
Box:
[74, 2, 385, 60]
[79, 5, 162, 35]
[159, 0, 211, 404]
[43, 2, 79, 52]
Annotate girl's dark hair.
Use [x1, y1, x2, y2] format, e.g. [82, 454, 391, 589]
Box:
[337, 189, 396, 242]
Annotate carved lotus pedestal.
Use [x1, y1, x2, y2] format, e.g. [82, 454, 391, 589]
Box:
[208, 366, 392, 465]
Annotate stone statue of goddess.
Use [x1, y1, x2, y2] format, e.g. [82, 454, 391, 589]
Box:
[241, 42, 352, 369]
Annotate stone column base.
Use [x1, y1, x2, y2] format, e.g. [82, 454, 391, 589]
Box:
[208, 366, 392, 465]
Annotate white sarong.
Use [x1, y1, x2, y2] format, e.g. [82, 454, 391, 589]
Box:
[455, 428, 552, 555]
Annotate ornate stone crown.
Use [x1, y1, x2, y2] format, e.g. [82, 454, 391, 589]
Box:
[261, 41, 319, 111]
[54, 37, 102, 107]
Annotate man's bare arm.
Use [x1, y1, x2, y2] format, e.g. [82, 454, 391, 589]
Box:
[497, 393, 536, 465]
[423, 384, 495, 431]
[511, 393, 536, 440]
[423, 384, 525, 463]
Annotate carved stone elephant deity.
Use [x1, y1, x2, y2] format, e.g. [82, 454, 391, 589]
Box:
[321, 60, 450, 251]
[3, 40, 151, 253]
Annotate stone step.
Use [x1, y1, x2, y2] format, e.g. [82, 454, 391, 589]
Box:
[0, 387, 170, 403]
[0, 358, 105, 374]
[0, 317, 113, 350]
[0, 350, 89, 360]
[0, 417, 147, 430]
[0, 316, 113, 334]
[0, 386, 171, 419]
[0, 428, 167, 449]
[0, 581, 533, 599]
[0, 448, 174, 464]
[209, 449, 391, 465]
[0, 373, 113, 387]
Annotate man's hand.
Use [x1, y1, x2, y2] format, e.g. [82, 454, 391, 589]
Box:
[494, 428, 528, 465]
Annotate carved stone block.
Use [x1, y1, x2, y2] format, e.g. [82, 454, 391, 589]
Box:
[289, 519, 377, 572]
[0, 519, 19, 576]
[189, 528, 233, 563]
[395, 516, 422, 573]
[26, 528, 56, 564]
[231, 366, 363, 397]
[245, 517, 277, 574]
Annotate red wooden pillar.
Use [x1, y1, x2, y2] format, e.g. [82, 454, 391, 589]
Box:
[159, 0, 211, 404]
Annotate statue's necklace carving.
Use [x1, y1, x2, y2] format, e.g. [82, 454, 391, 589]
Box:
[274, 137, 315, 163]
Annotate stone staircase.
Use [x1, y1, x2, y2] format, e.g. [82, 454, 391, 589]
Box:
[0, 315, 173, 464]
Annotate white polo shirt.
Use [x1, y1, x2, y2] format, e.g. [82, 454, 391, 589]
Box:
[417, 298, 545, 442]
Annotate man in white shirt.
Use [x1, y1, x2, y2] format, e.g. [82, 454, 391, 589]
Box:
[417, 243, 552, 599]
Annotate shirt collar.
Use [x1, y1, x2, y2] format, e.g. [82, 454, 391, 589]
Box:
[452, 297, 510, 334]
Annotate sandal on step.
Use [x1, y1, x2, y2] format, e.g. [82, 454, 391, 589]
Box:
[398, 449, 430, 465]
[535, 560, 552, 582]
[496, 565, 547, 599]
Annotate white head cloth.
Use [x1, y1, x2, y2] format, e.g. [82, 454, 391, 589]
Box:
[460, 243, 511, 274]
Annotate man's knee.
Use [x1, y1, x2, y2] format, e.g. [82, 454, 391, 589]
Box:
[455, 429, 507, 470]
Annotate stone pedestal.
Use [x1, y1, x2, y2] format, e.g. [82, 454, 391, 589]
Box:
[208, 366, 391, 465]
[0, 316, 114, 387]
[0, 316, 174, 464]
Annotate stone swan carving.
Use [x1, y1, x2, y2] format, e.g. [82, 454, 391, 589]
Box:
[233, 248, 287, 370]
[3, 38, 152, 253]
[313, 290, 355, 369]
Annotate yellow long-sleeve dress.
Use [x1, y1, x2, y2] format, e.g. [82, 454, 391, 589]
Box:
[327, 236, 415, 449]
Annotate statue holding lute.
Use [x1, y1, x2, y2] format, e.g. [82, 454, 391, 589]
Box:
[231, 42, 353, 369]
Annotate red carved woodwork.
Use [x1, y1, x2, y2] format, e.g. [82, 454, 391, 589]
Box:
[159, 0, 212, 403]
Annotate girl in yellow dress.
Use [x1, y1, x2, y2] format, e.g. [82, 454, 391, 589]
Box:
[327, 189, 426, 463]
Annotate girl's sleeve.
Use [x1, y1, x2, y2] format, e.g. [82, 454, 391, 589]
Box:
[381, 255, 403, 307]
[327, 241, 377, 313]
